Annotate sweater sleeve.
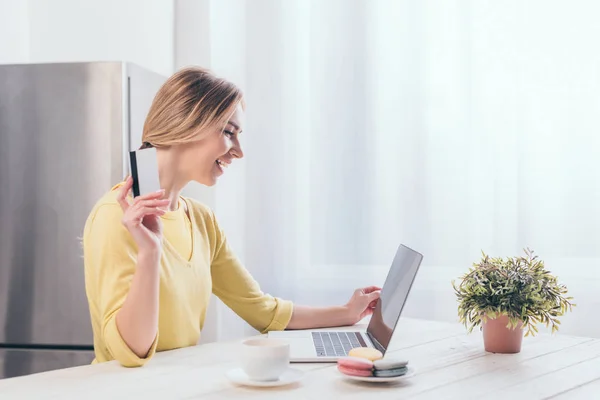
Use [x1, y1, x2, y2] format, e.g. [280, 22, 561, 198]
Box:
[83, 203, 158, 367]
[208, 211, 294, 333]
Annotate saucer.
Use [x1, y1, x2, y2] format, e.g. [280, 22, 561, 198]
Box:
[226, 367, 304, 387]
[339, 367, 415, 383]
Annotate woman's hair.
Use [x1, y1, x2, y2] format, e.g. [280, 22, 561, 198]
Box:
[141, 66, 244, 148]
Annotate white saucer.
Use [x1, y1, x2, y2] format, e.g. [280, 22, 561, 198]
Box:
[226, 367, 304, 387]
[340, 367, 415, 383]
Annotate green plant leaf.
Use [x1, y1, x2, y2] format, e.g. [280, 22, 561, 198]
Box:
[451, 248, 575, 336]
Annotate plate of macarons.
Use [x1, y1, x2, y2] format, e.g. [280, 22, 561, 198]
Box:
[336, 347, 413, 383]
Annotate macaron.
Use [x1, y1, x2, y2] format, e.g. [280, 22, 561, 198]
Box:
[372, 358, 410, 377]
[348, 347, 383, 361]
[373, 366, 408, 378]
[337, 356, 374, 377]
[373, 358, 409, 370]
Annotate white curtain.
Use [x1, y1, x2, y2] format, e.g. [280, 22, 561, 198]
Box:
[186, 0, 600, 341]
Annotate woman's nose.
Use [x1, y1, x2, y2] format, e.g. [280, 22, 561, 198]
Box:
[231, 142, 244, 159]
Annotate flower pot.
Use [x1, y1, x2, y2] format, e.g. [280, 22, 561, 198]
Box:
[482, 314, 524, 354]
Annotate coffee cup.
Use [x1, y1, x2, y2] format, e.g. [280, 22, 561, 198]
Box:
[240, 338, 290, 381]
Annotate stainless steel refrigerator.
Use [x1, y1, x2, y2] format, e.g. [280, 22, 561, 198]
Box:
[0, 62, 166, 379]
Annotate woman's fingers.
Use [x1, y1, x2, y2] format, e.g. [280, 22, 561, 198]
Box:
[132, 189, 166, 204]
[125, 200, 170, 223]
[135, 207, 167, 219]
[123, 206, 165, 227]
[362, 286, 382, 294]
[134, 199, 171, 209]
[118, 176, 166, 213]
[116, 176, 134, 212]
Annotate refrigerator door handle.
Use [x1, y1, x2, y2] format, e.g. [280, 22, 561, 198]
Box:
[122, 70, 132, 178]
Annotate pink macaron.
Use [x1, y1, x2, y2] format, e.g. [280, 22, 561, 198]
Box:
[337, 356, 374, 377]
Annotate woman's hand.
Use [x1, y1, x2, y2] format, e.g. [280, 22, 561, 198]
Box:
[116, 176, 170, 256]
[286, 285, 382, 330]
[343, 286, 382, 325]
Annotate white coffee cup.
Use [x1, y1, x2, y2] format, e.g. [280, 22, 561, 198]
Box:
[240, 338, 290, 381]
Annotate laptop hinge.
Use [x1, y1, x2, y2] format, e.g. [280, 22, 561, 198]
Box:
[366, 332, 386, 354]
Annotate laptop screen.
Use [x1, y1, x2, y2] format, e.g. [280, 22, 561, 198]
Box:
[365, 244, 423, 353]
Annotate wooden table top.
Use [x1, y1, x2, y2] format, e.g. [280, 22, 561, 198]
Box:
[1, 318, 599, 399]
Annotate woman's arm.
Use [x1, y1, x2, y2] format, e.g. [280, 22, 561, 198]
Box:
[205, 204, 382, 333]
[84, 203, 163, 367]
[114, 251, 161, 358]
[113, 178, 170, 359]
[286, 305, 353, 329]
[286, 287, 381, 330]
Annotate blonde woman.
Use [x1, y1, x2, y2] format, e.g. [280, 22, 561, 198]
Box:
[82, 67, 381, 367]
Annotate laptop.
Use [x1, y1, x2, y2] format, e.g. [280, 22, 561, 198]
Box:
[268, 243, 423, 362]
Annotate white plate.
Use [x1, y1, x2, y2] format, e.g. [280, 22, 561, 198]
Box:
[226, 367, 304, 387]
[340, 367, 415, 383]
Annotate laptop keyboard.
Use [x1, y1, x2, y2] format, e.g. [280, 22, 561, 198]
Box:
[311, 332, 367, 357]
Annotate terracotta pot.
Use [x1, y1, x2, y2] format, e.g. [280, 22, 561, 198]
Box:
[482, 314, 524, 354]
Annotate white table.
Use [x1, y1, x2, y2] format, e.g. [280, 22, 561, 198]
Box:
[1, 318, 599, 399]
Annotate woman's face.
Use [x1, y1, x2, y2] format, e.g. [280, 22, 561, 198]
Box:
[177, 104, 245, 186]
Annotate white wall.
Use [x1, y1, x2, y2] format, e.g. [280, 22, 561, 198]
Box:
[0, 0, 174, 76]
[174, 0, 211, 69]
[173, 0, 217, 210]
[0, 0, 29, 63]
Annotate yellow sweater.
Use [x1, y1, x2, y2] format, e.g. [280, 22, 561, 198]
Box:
[82, 184, 293, 367]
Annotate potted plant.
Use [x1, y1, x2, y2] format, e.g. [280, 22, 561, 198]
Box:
[452, 248, 574, 354]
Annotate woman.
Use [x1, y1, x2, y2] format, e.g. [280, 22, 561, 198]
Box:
[82, 66, 380, 368]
